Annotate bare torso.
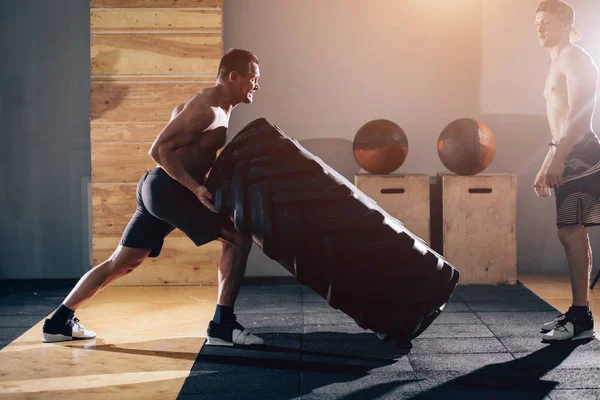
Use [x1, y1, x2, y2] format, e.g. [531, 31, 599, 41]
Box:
[544, 59, 570, 142]
[162, 89, 229, 184]
[544, 45, 596, 142]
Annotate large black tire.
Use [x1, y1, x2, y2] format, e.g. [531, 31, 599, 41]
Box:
[206, 118, 460, 344]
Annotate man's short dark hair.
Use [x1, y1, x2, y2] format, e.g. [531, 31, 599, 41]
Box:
[217, 48, 259, 79]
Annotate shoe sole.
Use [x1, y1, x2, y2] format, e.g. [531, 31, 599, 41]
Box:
[205, 337, 234, 347]
[573, 330, 596, 340]
[42, 333, 73, 343]
[42, 333, 96, 343]
[205, 336, 264, 347]
[542, 329, 596, 342]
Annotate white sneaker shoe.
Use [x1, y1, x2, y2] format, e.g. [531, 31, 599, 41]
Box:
[42, 317, 97, 343]
[542, 310, 595, 342]
[541, 313, 566, 332]
[205, 320, 264, 347]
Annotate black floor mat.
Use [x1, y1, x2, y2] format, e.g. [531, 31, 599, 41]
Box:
[180, 281, 600, 400]
[0, 279, 75, 349]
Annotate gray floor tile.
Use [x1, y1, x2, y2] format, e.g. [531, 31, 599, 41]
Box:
[304, 312, 357, 326]
[302, 354, 414, 374]
[466, 300, 556, 312]
[415, 324, 494, 339]
[513, 350, 600, 370]
[548, 389, 600, 400]
[0, 315, 44, 328]
[476, 311, 563, 325]
[241, 313, 304, 334]
[303, 324, 371, 335]
[488, 323, 546, 338]
[179, 371, 299, 399]
[408, 353, 515, 373]
[410, 337, 506, 354]
[542, 368, 600, 389]
[429, 312, 480, 325]
[301, 371, 421, 398]
[302, 335, 409, 360]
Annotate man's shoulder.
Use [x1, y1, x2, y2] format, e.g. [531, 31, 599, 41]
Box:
[187, 87, 216, 107]
[184, 90, 220, 116]
[562, 45, 597, 70]
[171, 91, 218, 129]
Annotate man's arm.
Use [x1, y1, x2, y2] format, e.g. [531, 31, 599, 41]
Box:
[148, 100, 216, 195]
[533, 148, 555, 198]
[555, 50, 599, 158]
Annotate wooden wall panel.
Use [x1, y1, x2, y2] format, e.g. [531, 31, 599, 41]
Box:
[92, 142, 155, 182]
[91, 76, 209, 82]
[91, 82, 212, 122]
[91, 9, 222, 32]
[91, 0, 221, 8]
[91, 123, 163, 142]
[90, 0, 223, 285]
[91, 34, 222, 75]
[92, 183, 138, 235]
[92, 183, 185, 236]
[93, 235, 221, 286]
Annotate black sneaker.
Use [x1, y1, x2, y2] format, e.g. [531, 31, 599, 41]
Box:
[42, 317, 97, 343]
[206, 320, 264, 347]
[542, 309, 595, 341]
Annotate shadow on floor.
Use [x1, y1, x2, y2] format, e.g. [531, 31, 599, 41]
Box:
[408, 339, 592, 399]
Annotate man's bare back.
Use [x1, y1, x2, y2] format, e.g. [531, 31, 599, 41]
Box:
[148, 85, 242, 212]
[167, 88, 230, 185]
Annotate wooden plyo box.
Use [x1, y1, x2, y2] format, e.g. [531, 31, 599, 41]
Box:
[354, 174, 431, 244]
[431, 173, 517, 285]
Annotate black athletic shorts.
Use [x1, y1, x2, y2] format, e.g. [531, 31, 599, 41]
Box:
[120, 167, 227, 257]
[555, 132, 600, 227]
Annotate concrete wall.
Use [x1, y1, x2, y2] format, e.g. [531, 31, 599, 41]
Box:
[0, 0, 91, 279]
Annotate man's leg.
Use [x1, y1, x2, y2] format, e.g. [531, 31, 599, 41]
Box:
[63, 246, 152, 310]
[42, 246, 151, 343]
[205, 227, 263, 346]
[216, 227, 252, 307]
[559, 225, 592, 306]
[542, 225, 594, 341]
